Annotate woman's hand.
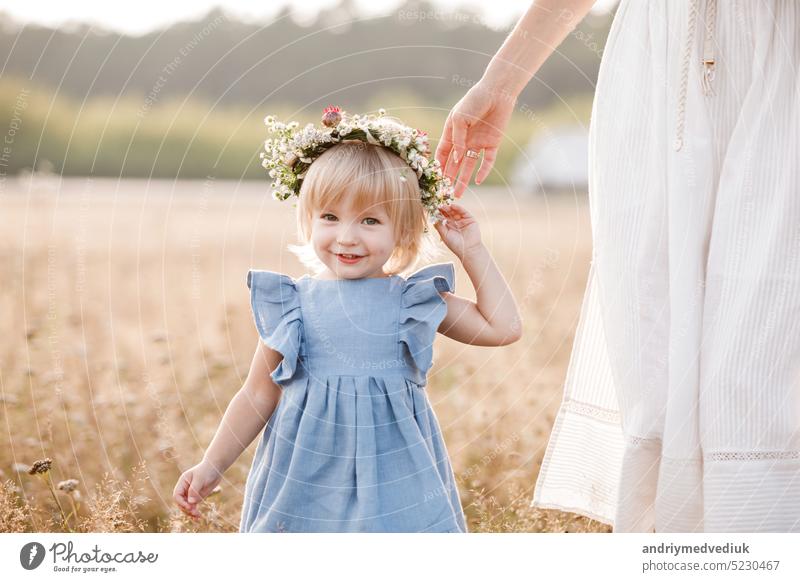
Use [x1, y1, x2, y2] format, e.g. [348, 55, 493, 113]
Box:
[173, 460, 224, 520]
[435, 81, 517, 198]
[434, 203, 483, 262]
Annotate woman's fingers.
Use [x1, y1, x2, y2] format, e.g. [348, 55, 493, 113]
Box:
[435, 115, 454, 169]
[449, 113, 468, 168]
[443, 149, 461, 185]
[475, 147, 497, 185]
[443, 114, 469, 183]
[453, 155, 479, 199]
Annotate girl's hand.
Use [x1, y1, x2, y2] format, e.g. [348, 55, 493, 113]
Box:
[173, 460, 223, 520]
[434, 203, 483, 261]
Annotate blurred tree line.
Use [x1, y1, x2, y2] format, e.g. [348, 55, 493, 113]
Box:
[0, 0, 611, 181]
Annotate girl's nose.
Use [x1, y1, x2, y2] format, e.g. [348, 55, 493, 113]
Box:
[336, 222, 359, 244]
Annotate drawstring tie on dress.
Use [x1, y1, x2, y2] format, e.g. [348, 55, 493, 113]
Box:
[674, 0, 717, 151]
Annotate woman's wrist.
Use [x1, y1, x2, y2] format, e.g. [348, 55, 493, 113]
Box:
[479, 64, 525, 102]
[480, 0, 596, 101]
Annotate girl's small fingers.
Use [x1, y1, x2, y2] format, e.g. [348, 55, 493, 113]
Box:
[178, 502, 200, 519]
[453, 204, 467, 216]
[187, 484, 202, 504]
[445, 202, 466, 217]
[173, 478, 189, 506]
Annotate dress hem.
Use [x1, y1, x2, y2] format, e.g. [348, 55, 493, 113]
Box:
[530, 498, 615, 529]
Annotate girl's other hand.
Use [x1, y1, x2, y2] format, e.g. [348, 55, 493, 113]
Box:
[434, 203, 484, 262]
[172, 460, 223, 520]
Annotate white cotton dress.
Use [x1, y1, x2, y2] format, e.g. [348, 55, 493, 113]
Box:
[533, 0, 800, 532]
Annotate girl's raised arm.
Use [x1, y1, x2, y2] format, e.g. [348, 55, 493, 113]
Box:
[434, 203, 522, 346]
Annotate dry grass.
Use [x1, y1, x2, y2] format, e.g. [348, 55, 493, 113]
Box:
[0, 175, 610, 533]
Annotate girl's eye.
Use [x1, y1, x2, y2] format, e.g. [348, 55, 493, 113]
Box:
[319, 213, 379, 225]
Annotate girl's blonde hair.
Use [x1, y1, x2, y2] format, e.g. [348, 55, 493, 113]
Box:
[287, 135, 441, 277]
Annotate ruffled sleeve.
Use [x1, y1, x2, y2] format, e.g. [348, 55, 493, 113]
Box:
[247, 270, 303, 386]
[398, 262, 455, 376]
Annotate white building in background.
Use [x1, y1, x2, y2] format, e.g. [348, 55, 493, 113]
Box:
[511, 126, 589, 195]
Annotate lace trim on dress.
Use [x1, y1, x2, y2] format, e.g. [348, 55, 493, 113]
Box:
[627, 435, 661, 446]
[706, 451, 800, 462]
[560, 400, 800, 462]
[561, 399, 620, 424]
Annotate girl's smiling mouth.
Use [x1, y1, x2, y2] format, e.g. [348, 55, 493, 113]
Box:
[335, 253, 364, 264]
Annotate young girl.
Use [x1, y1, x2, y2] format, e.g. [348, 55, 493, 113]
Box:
[173, 107, 521, 533]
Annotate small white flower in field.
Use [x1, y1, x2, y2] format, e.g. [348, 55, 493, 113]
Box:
[57, 479, 79, 493]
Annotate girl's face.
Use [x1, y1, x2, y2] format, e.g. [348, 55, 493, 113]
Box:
[311, 199, 397, 280]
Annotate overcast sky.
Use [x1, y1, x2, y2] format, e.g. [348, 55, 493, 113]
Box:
[0, 0, 618, 35]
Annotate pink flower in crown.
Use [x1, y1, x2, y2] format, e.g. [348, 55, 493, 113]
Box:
[321, 105, 343, 128]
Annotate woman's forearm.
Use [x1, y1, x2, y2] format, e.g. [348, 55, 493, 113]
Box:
[481, 0, 597, 97]
[201, 383, 281, 474]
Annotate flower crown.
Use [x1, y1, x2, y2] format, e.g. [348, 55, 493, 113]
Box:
[259, 106, 454, 222]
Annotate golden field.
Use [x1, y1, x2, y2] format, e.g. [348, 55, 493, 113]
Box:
[0, 175, 609, 533]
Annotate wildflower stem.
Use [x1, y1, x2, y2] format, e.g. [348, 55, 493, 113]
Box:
[66, 496, 79, 528]
[42, 474, 72, 532]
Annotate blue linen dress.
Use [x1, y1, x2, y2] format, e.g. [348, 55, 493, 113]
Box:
[239, 262, 468, 533]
